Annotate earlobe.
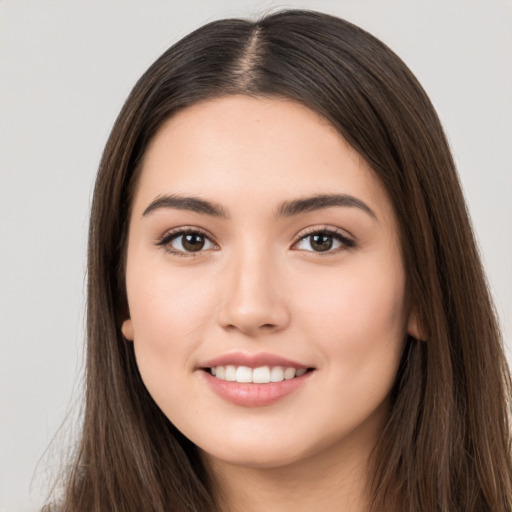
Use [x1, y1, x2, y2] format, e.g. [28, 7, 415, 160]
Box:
[121, 319, 134, 341]
[407, 310, 428, 341]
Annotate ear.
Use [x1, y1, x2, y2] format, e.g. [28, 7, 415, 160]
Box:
[407, 309, 428, 341]
[121, 318, 134, 341]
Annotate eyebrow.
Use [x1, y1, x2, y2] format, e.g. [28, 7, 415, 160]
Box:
[142, 193, 376, 220]
[276, 194, 377, 219]
[142, 194, 229, 218]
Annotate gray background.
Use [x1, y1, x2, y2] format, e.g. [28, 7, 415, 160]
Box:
[1, 1, 511, 510]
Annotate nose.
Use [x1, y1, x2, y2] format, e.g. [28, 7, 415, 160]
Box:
[216, 250, 290, 336]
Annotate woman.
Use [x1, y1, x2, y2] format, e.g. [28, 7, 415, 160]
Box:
[48, 9, 512, 512]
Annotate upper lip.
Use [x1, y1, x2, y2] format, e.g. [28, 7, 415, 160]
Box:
[200, 352, 311, 369]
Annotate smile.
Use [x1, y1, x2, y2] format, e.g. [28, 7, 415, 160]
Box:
[201, 363, 314, 407]
[208, 365, 308, 383]
[199, 353, 315, 406]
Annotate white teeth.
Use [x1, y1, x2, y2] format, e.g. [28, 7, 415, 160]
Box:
[284, 367, 296, 380]
[235, 366, 253, 383]
[225, 365, 236, 382]
[270, 366, 284, 382]
[209, 365, 308, 383]
[253, 366, 271, 383]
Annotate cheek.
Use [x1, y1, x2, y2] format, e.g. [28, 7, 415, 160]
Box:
[126, 263, 220, 418]
[295, 257, 407, 367]
[126, 263, 216, 367]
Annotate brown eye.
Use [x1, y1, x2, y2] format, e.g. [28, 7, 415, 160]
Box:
[310, 234, 333, 252]
[294, 230, 355, 253]
[181, 233, 205, 252]
[162, 231, 216, 254]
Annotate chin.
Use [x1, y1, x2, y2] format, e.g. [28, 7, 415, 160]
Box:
[193, 425, 351, 472]
[200, 443, 310, 470]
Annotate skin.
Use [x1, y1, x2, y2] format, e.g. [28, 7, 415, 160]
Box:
[122, 95, 421, 512]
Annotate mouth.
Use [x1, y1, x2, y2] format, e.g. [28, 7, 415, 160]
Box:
[204, 365, 312, 383]
[198, 352, 315, 406]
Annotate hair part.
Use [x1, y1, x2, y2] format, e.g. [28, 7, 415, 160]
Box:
[48, 9, 512, 512]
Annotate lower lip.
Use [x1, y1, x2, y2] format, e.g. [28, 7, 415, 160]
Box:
[201, 370, 313, 407]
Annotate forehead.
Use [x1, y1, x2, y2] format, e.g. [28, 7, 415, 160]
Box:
[133, 95, 395, 224]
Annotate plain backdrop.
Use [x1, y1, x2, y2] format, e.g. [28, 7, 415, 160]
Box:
[1, 1, 511, 510]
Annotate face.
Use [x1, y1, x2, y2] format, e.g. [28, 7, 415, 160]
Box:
[122, 95, 419, 471]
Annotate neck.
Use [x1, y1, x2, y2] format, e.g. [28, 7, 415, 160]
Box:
[205, 436, 374, 512]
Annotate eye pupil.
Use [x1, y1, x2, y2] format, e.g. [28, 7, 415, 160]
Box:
[311, 234, 333, 252]
[182, 234, 205, 252]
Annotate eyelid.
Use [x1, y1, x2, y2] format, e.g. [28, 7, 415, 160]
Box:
[155, 225, 355, 256]
[156, 226, 219, 256]
[291, 225, 356, 252]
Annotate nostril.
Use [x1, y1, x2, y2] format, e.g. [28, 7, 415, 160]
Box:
[222, 321, 280, 334]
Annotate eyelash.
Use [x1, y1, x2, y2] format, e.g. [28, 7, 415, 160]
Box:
[156, 226, 355, 257]
[156, 228, 217, 257]
[293, 227, 356, 254]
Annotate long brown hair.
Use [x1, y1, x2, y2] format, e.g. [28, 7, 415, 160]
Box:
[47, 9, 512, 512]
